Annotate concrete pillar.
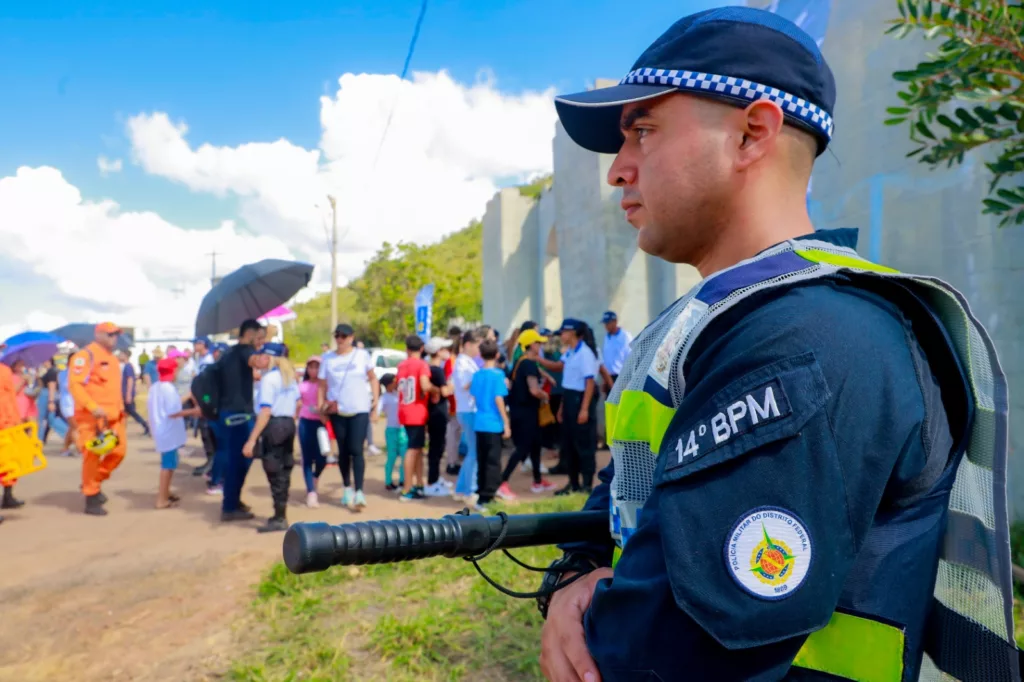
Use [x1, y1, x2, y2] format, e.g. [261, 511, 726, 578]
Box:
[482, 188, 541, 340]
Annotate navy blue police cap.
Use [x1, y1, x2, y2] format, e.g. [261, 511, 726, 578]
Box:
[259, 342, 287, 357]
[555, 6, 836, 156]
[559, 318, 586, 333]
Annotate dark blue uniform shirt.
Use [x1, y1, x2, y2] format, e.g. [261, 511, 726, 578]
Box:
[562, 229, 968, 681]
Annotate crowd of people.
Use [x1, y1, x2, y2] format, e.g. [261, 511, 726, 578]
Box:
[0, 311, 632, 528]
[310, 312, 633, 513]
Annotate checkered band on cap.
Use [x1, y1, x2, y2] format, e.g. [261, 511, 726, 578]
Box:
[620, 68, 834, 141]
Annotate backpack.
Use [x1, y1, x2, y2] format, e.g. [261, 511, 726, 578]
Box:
[190, 361, 221, 421]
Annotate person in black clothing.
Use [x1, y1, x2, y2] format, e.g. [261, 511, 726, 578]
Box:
[37, 359, 60, 443]
[424, 336, 453, 496]
[217, 319, 270, 522]
[119, 350, 150, 436]
[500, 329, 557, 497]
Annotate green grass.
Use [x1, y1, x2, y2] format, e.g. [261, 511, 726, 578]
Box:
[229, 495, 591, 682]
[1012, 522, 1024, 648]
[232, 510, 1024, 679]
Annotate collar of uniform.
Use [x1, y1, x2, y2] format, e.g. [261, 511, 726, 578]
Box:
[573, 340, 583, 352]
[795, 228, 858, 249]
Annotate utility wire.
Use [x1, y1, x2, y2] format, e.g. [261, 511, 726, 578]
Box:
[370, 0, 429, 175]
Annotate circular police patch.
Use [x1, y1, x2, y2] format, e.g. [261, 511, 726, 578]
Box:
[724, 507, 812, 601]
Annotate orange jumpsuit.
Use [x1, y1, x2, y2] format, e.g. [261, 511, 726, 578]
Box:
[69, 343, 127, 496]
[0, 363, 22, 488]
[0, 364, 19, 430]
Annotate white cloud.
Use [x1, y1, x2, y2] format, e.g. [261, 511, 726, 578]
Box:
[96, 155, 123, 176]
[127, 68, 557, 266]
[0, 68, 557, 344]
[0, 166, 292, 342]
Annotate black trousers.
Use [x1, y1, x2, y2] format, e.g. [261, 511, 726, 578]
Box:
[542, 394, 562, 450]
[561, 390, 597, 489]
[427, 409, 448, 485]
[329, 413, 369, 490]
[124, 401, 149, 433]
[259, 416, 296, 516]
[199, 418, 217, 458]
[503, 409, 541, 484]
[475, 431, 504, 504]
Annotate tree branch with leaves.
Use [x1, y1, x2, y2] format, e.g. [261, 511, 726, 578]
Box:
[884, 0, 1024, 226]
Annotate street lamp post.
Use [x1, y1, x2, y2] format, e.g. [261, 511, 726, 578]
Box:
[327, 194, 338, 347]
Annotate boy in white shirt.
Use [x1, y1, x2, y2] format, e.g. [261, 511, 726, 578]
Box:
[148, 358, 200, 508]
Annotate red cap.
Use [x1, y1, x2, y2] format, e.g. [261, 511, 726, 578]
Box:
[95, 322, 121, 335]
[157, 357, 178, 381]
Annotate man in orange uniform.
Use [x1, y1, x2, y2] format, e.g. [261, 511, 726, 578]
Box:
[68, 323, 127, 516]
[0, 343, 25, 524]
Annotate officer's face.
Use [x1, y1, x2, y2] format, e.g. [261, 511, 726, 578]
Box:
[608, 94, 734, 265]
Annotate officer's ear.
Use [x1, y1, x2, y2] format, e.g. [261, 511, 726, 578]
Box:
[735, 100, 785, 171]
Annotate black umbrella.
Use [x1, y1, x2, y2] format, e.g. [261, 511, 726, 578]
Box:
[195, 258, 314, 337]
[51, 323, 133, 350]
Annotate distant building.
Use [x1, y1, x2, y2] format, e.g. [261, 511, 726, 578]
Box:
[482, 0, 1024, 516]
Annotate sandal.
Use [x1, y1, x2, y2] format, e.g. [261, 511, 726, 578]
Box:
[168, 493, 181, 503]
[155, 499, 179, 509]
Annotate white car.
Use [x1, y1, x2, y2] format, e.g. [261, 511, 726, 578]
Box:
[368, 347, 405, 381]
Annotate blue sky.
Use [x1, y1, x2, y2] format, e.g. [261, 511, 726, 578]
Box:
[0, 0, 733, 228]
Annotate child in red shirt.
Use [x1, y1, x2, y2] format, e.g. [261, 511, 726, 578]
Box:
[396, 335, 433, 500]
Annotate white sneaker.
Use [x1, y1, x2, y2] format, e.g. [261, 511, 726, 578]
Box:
[423, 481, 449, 497]
[306, 491, 319, 508]
[441, 478, 454, 489]
[368, 444, 382, 456]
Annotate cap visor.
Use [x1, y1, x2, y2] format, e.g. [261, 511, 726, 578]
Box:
[555, 83, 676, 154]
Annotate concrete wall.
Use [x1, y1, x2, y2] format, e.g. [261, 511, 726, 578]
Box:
[807, 0, 1024, 517]
[481, 187, 541, 340]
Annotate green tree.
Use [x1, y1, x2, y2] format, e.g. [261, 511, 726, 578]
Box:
[284, 219, 483, 360]
[884, 0, 1024, 226]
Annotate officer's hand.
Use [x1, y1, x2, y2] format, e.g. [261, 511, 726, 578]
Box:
[91, 406, 107, 419]
[242, 440, 255, 459]
[576, 410, 589, 425]
[540, 567, 613, 682]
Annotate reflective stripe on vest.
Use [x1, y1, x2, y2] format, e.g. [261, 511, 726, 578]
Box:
[603, 237, 1017, 682]
[793, 610, 906, 681]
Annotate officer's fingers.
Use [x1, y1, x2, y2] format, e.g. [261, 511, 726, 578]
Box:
[557, 618, 600, 682]
[540, 624, 580, 682]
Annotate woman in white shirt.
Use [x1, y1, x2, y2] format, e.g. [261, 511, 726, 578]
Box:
[243, 344, 301, 533]
[318, 323, 380, 511]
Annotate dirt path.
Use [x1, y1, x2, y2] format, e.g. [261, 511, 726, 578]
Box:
[0, 422, 583, 682]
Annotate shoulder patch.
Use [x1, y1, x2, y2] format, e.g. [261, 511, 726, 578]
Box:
[73, 357, 85, 367]
[725, 507, 812, 600]
[666, 377, 792, 472]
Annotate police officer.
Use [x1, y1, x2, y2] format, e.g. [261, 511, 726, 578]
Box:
[553, 319, 599, 496]
[537, 7, 1016, 682]
[243, 343, 300, 533]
